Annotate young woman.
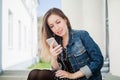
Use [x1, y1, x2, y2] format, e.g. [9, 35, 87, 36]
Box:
[41, 8, 104, 80]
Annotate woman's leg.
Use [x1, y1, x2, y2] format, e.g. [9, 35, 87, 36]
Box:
[27, 69, 55, 80]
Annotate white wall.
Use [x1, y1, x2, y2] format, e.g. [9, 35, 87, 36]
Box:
[108, 0, 120, 76]
[62, 0, 120, 77]
[2, 0, 38, 69]
[61, 0, 106, 57]
[61, 0, 84, 29]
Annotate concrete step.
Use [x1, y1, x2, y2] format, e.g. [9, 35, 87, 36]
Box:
[0, 70, 30, 80]
[1, 70, 120, 80]
[104, 73, 120, 80]
[0, 76, 27, 80]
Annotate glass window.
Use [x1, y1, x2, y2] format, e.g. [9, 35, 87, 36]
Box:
[8, 10, 13, 48]
[18, 20, 21, 50]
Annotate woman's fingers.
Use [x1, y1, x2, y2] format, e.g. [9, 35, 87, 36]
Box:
[50, 42, 62, 59]
[55, 70, 69, 78]
[51, 46, 62, 56]
[55, 46, 62, 53]
[53, 45, 61, 50]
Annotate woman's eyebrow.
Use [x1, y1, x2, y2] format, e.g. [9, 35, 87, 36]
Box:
[49, 18, 60, 25]
[56, 19, 60, 22]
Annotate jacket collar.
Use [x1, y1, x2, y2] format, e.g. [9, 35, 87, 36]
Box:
[59, 29, 74, 47]
[67, 29, 74, 47]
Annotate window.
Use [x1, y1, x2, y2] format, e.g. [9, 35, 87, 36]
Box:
[8, 10, 13, 48]
[18, 20, 21, 50]
[18, 20, 27, 50]
[24, 25, 27, 49]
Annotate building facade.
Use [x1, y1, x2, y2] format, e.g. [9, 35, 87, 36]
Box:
[1, 0, 38, 70]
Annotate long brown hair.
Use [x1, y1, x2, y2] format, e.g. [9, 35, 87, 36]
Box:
[41, 8, 72, 61]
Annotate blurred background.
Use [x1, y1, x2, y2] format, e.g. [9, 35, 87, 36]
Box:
[0, 0, 120, 80]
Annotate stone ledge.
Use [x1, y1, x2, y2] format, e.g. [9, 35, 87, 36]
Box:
[1, 70, 120, 80]
[104, 73, 120, 80]
[0, 70, 30, 80]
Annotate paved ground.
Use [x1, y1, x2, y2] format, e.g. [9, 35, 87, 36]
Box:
[104, 73, 120, 80]
[0, 71, 120, 80]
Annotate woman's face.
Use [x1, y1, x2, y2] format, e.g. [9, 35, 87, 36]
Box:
[47, 14, 68, 37]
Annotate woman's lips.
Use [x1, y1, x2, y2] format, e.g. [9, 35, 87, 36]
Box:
[57, 29, 63, 35]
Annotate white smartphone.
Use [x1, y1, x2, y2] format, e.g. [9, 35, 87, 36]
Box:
[46, 37, 58, 48]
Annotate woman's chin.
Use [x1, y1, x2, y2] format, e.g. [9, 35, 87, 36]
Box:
[56, 34, 63, 37]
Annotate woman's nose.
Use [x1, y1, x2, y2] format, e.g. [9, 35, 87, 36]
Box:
[54, 25, 59, 30]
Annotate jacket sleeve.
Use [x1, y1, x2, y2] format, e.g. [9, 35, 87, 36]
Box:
[80, 30, 104, 78]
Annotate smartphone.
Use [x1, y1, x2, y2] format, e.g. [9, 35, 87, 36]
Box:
[46, 37, 58, 48]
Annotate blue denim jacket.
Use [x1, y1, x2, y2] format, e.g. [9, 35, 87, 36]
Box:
[60, 29, 104, 80]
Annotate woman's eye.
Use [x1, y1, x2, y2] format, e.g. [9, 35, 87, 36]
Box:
[50, 26, 54, 28]
[57, 21, 61, 24]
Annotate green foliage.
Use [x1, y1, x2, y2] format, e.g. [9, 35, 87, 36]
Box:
[28, 60, 51, 69]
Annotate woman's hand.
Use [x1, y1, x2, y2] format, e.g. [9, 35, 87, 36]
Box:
[50, 41, 62, 60]
[50, 41, 63, 69]
[55, 70, 85, 79]
[55, 70, 74, 79]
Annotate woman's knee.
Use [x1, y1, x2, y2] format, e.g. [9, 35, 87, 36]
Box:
[27, 69, 55, 80]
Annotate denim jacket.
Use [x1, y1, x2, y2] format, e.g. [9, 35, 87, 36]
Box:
[59, 29, 104, 80]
